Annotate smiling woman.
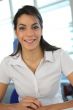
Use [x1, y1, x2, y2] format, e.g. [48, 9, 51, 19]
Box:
[0, 5, 73, 110]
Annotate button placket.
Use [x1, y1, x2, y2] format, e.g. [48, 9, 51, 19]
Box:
[33, 77, 39, 97]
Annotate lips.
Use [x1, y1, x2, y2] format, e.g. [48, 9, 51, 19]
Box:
[24, 39, 36, 44]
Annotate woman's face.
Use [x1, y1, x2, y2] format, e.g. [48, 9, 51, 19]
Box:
[15, 14, 42, 51]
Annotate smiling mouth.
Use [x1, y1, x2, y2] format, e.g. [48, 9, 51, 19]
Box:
[24, 39, 36, 44]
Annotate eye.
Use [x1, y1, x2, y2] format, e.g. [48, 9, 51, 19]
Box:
[19, 27, 26, 31]
[32, 25, 39, 30]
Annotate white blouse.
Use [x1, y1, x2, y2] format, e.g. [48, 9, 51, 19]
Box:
[0, 49, 73, 105]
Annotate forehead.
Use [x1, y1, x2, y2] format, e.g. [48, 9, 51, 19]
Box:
[17, 14, 39, 25]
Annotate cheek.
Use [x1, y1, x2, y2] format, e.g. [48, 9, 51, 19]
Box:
[36, 29, 42, 35]
[16, 32, 23, 41]
[37, 31, 42, 40]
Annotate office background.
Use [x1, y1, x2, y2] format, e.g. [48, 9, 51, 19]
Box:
[0, 0, 73, 61]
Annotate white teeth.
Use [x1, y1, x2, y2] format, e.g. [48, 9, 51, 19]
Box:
[25, 39, 35, 43]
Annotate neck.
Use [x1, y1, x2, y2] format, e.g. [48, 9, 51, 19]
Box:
[21, 47, 43, 62]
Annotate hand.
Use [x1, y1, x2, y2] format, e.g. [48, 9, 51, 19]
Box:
[15, 96, 42, 110]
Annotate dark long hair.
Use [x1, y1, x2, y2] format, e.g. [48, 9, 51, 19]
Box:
[11, 5, 59, 56]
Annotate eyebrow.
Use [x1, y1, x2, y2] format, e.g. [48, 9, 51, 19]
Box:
[18, 24, 26, 27]
[18, 23, 39, 27]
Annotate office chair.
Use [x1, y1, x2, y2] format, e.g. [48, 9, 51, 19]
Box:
[10, 89, 18, 103]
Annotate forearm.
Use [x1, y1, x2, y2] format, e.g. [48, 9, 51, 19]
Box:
[0, 103, 17, 110]
[46, 100, 73, 110]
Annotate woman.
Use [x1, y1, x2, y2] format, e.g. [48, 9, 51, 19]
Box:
[0, 5, 73, 110]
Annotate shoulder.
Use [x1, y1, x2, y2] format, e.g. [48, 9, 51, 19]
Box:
[52, 49, 73, 64]
[44, 49, 69, 62]
[44, 49, 61, 62]
[0, 56, 12, 68]
[45, 48, 65, 57]
[0, 53, 20, 66]
[52, 48, 65, 54]
[52, 48, 68, 57]
[52, 49, 70, 60]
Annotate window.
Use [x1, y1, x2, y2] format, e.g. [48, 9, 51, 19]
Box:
[37, 0, 73, 82]
[0, 0, 14, 62]
[11, 0, 34, 16]
[0, 0, 34, 62]
[38, 0, 73, 57]
[37, 0, 61, 7]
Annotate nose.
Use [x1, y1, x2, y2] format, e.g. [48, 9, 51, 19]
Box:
[26, 29, 34, 37]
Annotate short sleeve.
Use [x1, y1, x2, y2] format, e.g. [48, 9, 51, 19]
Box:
[0, 58, 10, 84]
[61, 49, 73, 76]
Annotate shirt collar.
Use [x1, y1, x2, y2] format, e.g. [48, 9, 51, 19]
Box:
[8, 53, 25, 66]
[9, 51, 54, 66]
[44, 51, 54, 62]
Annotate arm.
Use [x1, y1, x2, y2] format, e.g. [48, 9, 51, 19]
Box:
[0, 83, 16, 110]
[0, 83, 42, 110]
[0, 83, 15, 110]
[67, 72, 73, 86]
[37, 100, 73, 110]
[0, 98, 42, 110]
[1, 100, 73, 110]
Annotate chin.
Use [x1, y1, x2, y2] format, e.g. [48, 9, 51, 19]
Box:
[26, 46, 39, 51]
[23, 43, 40, 51]
[26, 48, 36, 51]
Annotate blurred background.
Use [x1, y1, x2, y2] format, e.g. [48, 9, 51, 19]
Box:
[0, 0, 73, 103]
[0, 0, 73, 61]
